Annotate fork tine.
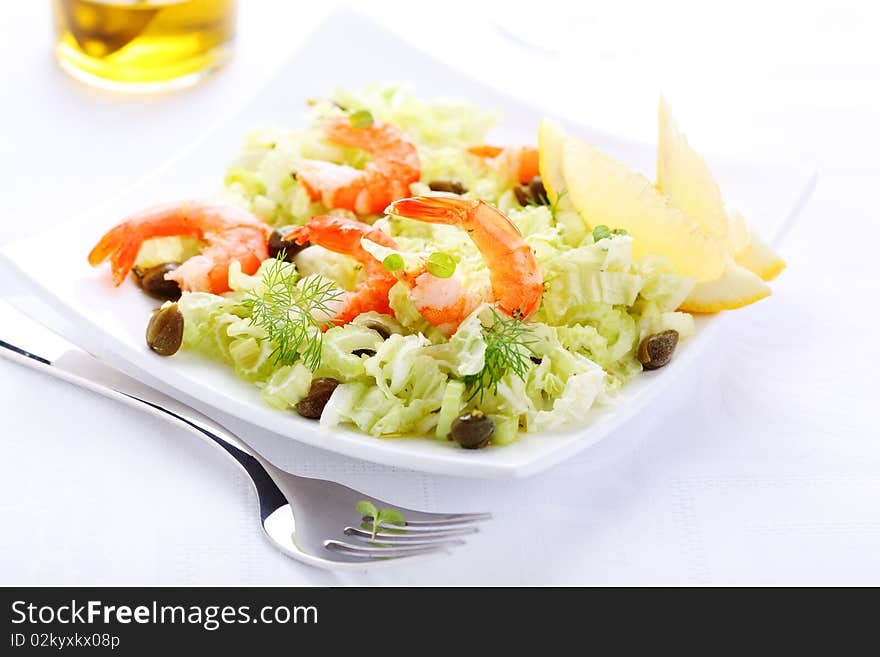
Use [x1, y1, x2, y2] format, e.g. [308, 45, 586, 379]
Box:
[363, 512, 492, 531]
[344, 526, 478, 544]
[405, 512, 493, 524]
[371, 521, 487, 532]
[324, 539, 465, 559]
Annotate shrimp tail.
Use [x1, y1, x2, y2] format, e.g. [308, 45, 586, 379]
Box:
[467, 145, 504, 158]
[87, 224, 125, 266]
[385, 196, 478, 225]
[110, 235, 146, 286]
[88, 224, 146, 286]
[286, 215, 400, 251]
[286, 224, 312, 246]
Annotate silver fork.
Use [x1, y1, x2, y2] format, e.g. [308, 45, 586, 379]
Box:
[0, 335, 489, 570]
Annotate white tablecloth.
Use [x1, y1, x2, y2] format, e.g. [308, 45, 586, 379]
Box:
[1, 0, 878, 585]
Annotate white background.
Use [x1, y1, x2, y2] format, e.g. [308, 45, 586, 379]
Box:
[1, 0, 878, 585]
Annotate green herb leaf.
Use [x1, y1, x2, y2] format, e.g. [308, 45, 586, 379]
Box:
[356, 500, 378, 518]
[376, 509, 406, 527]
[592, 224, 612, 241]
[349, 109, 374, 129]
[240, 258, 343, 372]
[426, 252, 457, 278]
[356, 501, 406, 542]
[592, 224, 628, 241]
[382, 253, 405, 272]
[463, 308, 536, 402]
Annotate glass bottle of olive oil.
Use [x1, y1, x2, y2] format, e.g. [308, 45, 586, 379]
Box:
[52, 0, 237, 92]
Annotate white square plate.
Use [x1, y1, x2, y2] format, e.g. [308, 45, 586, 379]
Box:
[0, 11, 814, 478]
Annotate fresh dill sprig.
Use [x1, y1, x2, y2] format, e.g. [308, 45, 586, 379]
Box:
[463, 308, 537, 402]
[240, 255, 343, 371]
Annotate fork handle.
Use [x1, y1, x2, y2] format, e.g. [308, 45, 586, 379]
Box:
[1, 344, 288, 518]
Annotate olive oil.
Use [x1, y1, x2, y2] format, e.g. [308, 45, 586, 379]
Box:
[53, 0, 237, 91]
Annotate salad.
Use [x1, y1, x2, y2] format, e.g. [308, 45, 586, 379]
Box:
[88, 85, 785, 449]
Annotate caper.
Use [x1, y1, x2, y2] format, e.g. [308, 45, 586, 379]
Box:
[513, 184, 531, 206]
[449, 410, 495, 449]
[296, 378, 339, 419]
[428, 179, 468, 195]
[528, 176, 549, 205]
[638, 330, 679, 370]
[361, 319, 391, 340]
[133, 262, 181, 301]
[145, 304, 184, 357]
[268, 226, 307, 261]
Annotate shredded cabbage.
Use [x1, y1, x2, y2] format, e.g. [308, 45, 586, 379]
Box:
[261, 363, 312, 410]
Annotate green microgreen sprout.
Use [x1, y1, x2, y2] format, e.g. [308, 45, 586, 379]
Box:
[349, 109, 374, 129]
[382, 253, 405, 272]
[592, 225, 612, 241]
[592, 225, 629, 242]
[356, 501, 406, 542]
[426, 252, 458, 279]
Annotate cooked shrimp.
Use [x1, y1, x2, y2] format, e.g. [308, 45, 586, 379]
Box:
[285, 215, 401, 325]
[468, 144, 540, 184]
[386, 196, 544, 334]
[296, 116, 420, 216]
[88, 201, 271, 294]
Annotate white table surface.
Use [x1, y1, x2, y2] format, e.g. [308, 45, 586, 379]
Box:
[1, 0, 878, 585]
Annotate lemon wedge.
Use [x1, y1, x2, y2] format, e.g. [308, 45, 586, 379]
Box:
[680, 256, 771, 312]
[657, 96, 730, 248]
[561, 136, 726, 282]
[734, 230, 786, 281]
[656, 99, 785, 305]
[726, 210, 752, 256]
